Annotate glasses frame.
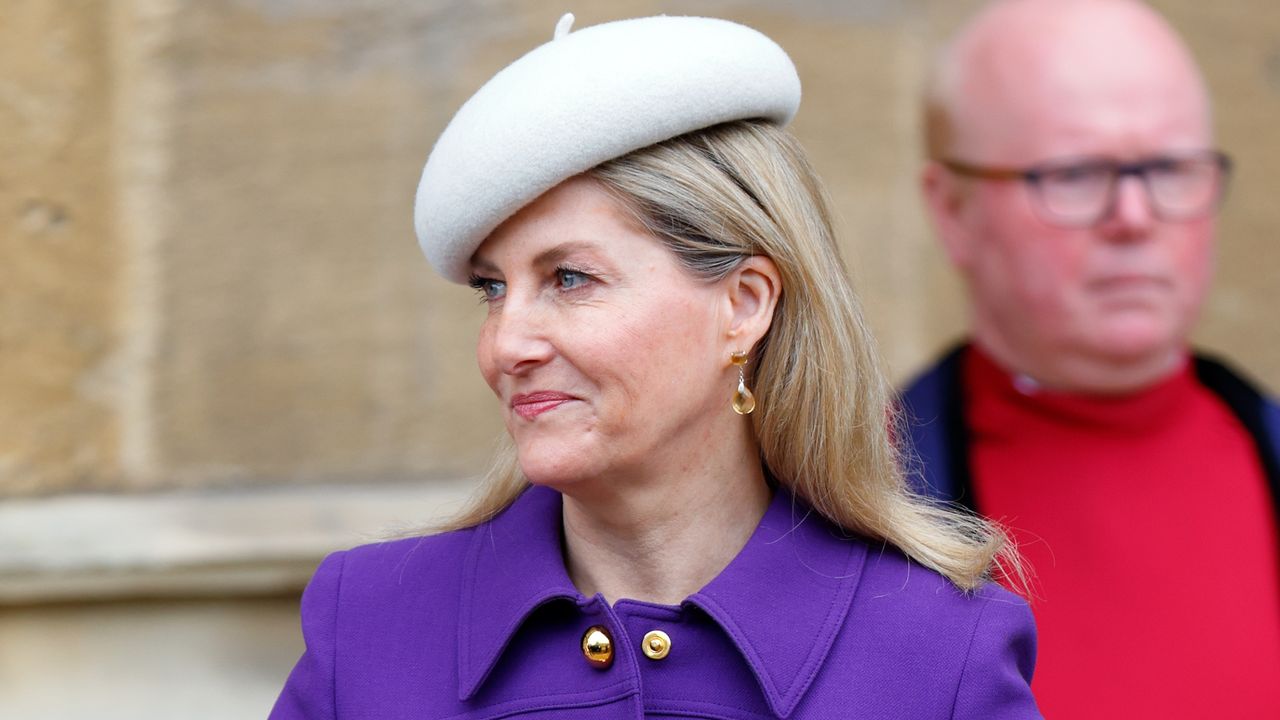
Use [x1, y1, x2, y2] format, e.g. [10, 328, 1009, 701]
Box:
[939, 150, 1233, 228]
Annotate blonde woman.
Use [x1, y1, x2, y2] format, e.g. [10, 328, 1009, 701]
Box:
[271, 15, 1040, 720]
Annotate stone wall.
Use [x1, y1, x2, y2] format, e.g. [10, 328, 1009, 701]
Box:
[1, 0, 120, 496]
[4, 0, 1277, 501]
[2, 1, 1277, 717]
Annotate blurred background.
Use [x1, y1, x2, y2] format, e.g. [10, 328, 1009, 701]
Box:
[2, 0, 1277, 717]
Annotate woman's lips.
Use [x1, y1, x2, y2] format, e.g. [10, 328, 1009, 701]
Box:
[510, 391, 575, 420]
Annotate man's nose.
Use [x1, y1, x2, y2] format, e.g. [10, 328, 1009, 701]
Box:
[1101, 174, 1156, 238]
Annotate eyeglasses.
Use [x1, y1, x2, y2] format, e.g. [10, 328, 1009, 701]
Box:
[940, 150, 1232, 227]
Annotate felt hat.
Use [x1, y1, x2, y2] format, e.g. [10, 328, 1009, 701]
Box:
[414, 13, 802, 283]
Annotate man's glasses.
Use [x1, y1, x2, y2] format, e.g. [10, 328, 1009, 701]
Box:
[940, 150, 1232, 227]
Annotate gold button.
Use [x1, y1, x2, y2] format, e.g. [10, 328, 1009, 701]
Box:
[581, 626, 614, 669]
[642, 629, 671, 660]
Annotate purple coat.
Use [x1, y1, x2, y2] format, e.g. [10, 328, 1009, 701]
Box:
[270, 486, 1040, 719]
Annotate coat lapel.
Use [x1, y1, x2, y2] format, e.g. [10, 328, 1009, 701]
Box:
[687, 491, 868, 718]
[456, 486, 579, 701]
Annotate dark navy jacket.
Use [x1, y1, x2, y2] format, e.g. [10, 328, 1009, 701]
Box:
[899, 344, 1280, 524]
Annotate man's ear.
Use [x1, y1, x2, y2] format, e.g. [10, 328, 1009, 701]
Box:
[725, 255, 782, 352]
[922, 161, 974, 268]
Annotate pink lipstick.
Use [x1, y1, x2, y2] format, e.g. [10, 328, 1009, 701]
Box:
[510, 391, 575, 420]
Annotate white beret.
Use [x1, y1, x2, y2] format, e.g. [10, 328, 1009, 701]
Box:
[414, 14, 802, 283]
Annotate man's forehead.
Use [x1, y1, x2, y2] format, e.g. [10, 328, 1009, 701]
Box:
[957, 67, 1211, 160]
[945, 0, 1211, 160]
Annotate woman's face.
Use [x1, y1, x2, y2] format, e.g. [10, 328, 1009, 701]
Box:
[470, 176, 733, 490]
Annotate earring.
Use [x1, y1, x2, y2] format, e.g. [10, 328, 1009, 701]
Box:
[730, 351, 756, 415]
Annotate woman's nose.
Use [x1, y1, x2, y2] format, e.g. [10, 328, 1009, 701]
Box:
[483, 294, 555, 376]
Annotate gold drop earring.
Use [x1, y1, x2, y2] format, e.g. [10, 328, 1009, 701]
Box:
[730, 351, 756, 415]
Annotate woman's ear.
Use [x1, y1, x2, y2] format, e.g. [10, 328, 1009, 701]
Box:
[725, 255, 782, 351]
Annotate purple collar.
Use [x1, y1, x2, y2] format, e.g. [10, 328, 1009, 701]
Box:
[456, 485, 870, 717]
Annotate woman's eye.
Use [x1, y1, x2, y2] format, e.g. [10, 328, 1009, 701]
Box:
[557, 269, 590, 290]
[483, 280, 507, 299]
[468, 276, 506, 301]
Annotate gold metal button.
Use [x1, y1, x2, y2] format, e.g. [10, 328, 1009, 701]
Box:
[581, 626, 614, 669]
[642, 629, 671, 660]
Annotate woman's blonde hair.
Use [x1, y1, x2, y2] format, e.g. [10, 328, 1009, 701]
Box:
[438, 120, 1019, 592]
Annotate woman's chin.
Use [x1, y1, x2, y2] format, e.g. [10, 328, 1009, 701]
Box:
[516, 452, 598, 491]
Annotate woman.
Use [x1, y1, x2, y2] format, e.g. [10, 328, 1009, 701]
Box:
[271, 14, 1039, 719]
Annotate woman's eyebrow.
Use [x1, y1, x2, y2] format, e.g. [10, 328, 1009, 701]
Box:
[471, 241, 603, 275]
[531, 241, 599, 267]
[470, 255, 500, 274]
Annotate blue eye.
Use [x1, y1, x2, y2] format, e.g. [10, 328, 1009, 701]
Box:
[467, 275, 506, 302]
[557, 268, 590, 290]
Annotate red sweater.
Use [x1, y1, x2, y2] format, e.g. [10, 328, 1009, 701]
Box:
[963, 346, 1280, 719]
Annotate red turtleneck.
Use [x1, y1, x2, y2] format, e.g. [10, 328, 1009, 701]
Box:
[963, 345, 1280, 719]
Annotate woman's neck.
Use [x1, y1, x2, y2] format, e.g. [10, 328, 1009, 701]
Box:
[560, 445, 771, 606]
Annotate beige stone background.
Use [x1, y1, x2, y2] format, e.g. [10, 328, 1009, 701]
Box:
[1, 0, 1276, 717]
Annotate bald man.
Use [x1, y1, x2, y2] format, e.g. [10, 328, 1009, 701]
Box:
[902, 0, 1280, 716]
